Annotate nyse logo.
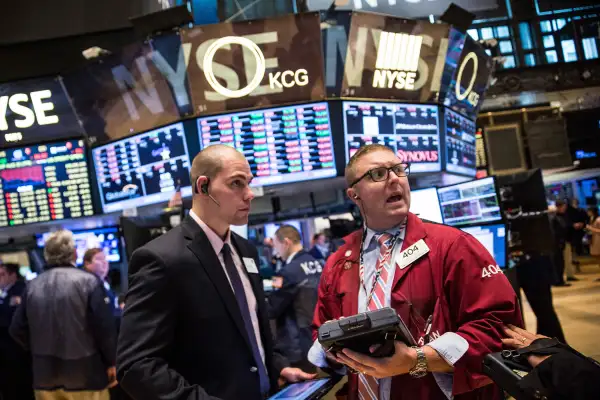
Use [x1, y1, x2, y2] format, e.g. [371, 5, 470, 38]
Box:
[0, 90, 59, 143]
[455, 52, 480, 107]
[372, 31, 422, 90]
[202, 36, 309, 99]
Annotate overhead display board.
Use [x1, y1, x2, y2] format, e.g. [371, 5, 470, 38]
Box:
[0, 77, 83, 147]
[197, 102, 336, 187]
[444, 107, 477, 177]
[443, 35, 493, 119]
[343, 101, 441, 173]
[340, 12, 450, 103]
[92, 121, 192, 213]
[182, 12, 326, 116]
[0, 139, 94, 227]
[306, 0, 499, 19]
[62, 41, 181, 143]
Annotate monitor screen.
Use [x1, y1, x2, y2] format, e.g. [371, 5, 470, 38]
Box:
[37, 226, 122, 265]
[410, 187, 443, 223]
[460, 223, 507, 268]
[437, 177, 502, 226]
[0, 139, 94, 227]
[93, 122, 192, 213]
[197, 102, 336, 187]
[343, 101, 441, 173]
[444, 108, 477, 176]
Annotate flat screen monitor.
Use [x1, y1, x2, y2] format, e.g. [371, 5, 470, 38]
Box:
[0, 139, 94, 227]
[410, 187, 443, 223]
[444, 108, 477, 176]
[343, 101, 441, 173]
[197, 102, 336, 187]
[460, 223, 507, 268]
[37, 226, 122, 266]
[93, 122, 192, 213]
[437, 177, 502, 227]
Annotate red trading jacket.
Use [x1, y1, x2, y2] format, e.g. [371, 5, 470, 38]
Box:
[312, 213, 523, 400]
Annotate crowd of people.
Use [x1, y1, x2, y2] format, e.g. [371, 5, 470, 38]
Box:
[0, 143, 598, 400]
[551, 199, 600, 286]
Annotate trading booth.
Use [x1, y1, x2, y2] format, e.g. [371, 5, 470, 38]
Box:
[0, 9, 500, 289]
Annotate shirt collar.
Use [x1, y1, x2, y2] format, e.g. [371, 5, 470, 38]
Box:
[189, 210, 232, 255]
[364, 223, 406, 251]
[286, 251, 300, 264]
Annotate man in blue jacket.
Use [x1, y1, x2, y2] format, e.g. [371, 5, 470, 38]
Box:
[268, 225, 322, 372]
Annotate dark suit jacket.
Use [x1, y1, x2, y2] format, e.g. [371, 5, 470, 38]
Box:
[117, 216, 289, 400]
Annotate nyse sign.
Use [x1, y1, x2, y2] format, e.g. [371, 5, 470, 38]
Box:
[0, 78, 83, 146]
[341, 13, 451, 102]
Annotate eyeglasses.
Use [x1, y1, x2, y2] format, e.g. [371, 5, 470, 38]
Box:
[350, 163, 410, 187]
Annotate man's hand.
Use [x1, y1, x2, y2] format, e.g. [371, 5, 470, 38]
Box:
[336, 341, 417, 379]
[501, 325, 551, 368]
[107, 366, 118, 388]
[280, 367, 317, 383]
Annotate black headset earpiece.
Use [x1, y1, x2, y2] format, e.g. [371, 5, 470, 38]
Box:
[201, 183, 209, 194]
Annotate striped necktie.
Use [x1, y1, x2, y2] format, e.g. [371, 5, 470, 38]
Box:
[358, 233, 394, 400]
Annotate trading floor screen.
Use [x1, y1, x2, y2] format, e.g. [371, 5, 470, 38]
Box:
[198, 102, 336, 187]
[93, 122, 192, 213]
[0, 139, 93, 226]
[343, 101, 441, 173]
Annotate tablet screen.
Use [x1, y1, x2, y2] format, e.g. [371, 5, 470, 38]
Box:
[267, 378, 331, 400]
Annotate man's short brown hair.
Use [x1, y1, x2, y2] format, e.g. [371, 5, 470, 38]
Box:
[275, 225, 302, 245]
[83, 248, 103, 265]
[345, 144, 395, 186]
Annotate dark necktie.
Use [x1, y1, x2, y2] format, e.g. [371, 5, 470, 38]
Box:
[222, 243, 270, 395]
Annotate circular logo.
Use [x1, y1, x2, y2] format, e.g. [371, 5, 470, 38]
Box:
[455, 52, 479, 101]
[203, 36, 266, 99]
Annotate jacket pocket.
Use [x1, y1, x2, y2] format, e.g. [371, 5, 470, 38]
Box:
[321, 293, 344, 320]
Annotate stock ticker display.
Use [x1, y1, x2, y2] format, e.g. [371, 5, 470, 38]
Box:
[437, 177, 502, 227]
[343, 101, 441, 173]
[198, 102, 336, 187]
[444, 108, 477, 177]
[93, 122, 192, 213]
[0, 140, 93, 227]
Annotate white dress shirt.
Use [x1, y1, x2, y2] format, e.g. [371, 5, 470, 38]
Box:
[189, 211, 265, 364]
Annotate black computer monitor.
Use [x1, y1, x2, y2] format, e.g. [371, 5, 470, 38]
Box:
[410, 187, 443, 223]
[496, 169, 547, 212]
[460, 223, 508, 268]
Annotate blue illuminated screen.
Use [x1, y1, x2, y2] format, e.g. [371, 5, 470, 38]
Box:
[37, 227, 122, 266]
[460, 223, 507, 268]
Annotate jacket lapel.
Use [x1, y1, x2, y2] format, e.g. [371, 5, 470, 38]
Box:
[391, 213, 428, 291]
[182, 217, 253, 354]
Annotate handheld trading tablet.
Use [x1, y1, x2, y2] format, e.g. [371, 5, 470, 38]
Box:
[318, 308, 416, 358]
[267, 378, 337, 400]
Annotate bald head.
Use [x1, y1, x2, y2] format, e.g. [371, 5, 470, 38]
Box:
[190, 144, 246, 186]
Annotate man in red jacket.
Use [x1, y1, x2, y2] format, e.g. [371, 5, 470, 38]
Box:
[309, 144, 522, 400]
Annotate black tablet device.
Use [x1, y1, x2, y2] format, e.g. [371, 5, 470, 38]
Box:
[318, 307, 416, 358]
[267, 378, 336, 400]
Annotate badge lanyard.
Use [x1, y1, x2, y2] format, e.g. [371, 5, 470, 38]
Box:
[359, 231, 402, 308]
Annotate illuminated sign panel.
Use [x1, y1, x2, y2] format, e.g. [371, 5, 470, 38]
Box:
[341, 12, 451, 102]
[181, 13, 325, 115]
[0, 77, 83, 146]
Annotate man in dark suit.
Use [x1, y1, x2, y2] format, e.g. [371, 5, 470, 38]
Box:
[117, 145, 314, 400]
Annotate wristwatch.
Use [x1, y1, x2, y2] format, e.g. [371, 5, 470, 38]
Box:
[409, 346, 428, 378]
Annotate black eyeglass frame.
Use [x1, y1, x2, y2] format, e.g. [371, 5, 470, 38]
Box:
[349, 163, 410, 188]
